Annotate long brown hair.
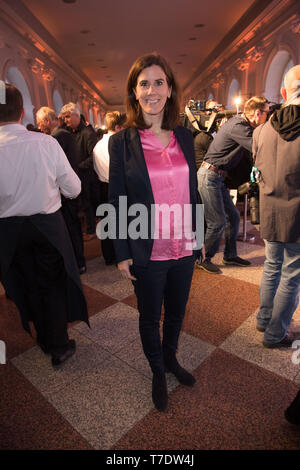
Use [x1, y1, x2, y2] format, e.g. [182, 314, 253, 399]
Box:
[125, 52, 181, 130]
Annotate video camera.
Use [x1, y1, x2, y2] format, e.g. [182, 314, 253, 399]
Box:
[238, 168, 260, 225]
[183, 99, 237, 134]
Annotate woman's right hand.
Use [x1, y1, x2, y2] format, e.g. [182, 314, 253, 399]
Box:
[118, 258, 137, 281]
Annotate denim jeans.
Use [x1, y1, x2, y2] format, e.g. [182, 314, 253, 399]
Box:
[197, 167, 240, 261]
[257, 240, 300, 344]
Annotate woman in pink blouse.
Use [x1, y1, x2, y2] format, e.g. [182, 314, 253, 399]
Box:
[109, 53, 201, 411]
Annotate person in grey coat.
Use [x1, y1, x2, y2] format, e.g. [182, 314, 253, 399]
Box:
[253, 64, 300, 350]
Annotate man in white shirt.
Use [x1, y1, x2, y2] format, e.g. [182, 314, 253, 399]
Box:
[0, 84, 89, 366]
[93, 111, 126, 264]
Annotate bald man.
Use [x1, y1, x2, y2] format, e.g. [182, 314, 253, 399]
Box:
[253, 64, 300, 350]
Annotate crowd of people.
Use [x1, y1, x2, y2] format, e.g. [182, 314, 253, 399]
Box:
[0, 54, 300, 422]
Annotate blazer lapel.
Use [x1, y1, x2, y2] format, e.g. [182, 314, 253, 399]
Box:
[126, 127, 154, 204]
[173, 127, 192, 166]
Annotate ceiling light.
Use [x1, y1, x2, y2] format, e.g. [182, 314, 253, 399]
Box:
[194, 24, 205, 28]
[189, 37, 197, 41]
[80, 30, 90, 34]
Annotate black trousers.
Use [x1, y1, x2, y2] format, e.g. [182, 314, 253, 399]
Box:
[132, 255, 195, 375]
[12, 220, 70, 354]
[61, 197, 85, 269]
[79, 168, 101, 234]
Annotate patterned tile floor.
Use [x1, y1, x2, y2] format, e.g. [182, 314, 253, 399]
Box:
[1, 222, 300, 450]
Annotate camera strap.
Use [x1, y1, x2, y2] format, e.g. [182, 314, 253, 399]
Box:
[185, 105, 201, 131]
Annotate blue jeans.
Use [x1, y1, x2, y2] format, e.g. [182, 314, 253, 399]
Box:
[197, 167, 240, 261]
[257, 241, 300, 344]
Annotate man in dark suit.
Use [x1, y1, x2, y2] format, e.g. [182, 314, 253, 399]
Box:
[36, 107, 86, 274]
[60, 103, 99, 241]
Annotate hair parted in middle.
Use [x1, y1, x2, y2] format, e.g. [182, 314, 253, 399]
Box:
[125, 52, 181, 130]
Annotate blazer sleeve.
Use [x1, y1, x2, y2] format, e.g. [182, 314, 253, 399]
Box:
[108, 133, 132, 263]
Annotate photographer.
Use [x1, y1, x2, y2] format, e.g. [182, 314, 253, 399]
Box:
[184, 100, 225, 170]
[197, 96, 269, 274]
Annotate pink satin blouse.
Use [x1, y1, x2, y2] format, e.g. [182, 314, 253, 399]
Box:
[138, 129, 194, 261]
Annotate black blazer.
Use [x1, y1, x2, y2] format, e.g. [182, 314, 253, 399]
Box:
[108, 126, 200, 267]
[51, 127, 80, 174]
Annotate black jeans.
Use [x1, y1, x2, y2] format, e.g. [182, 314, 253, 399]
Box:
[12, 220, 70, 354]
[132, 255, 195, 375]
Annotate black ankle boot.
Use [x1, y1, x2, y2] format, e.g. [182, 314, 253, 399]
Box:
[285, 390, 300, 425]
[164, 354, 196, 386]
[152, 373, 168, 412]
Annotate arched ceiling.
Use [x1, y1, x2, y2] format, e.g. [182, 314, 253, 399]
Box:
[4, 0, 275, 106]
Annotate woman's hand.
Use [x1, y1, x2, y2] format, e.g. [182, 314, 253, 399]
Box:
[118, 258, 137, 281]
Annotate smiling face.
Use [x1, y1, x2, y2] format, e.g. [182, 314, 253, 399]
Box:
[134, 65, 172, 123]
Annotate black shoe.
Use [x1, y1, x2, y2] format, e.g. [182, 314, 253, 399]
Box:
[222, 256, 251, 266]
[196, 259, 221, 274]
[263, 332, 295, 349]
[52, 340, 76, 366]
[164, 355, 196, 386]
[152, 373, 168, 412]
[285, 390, 300, 425]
